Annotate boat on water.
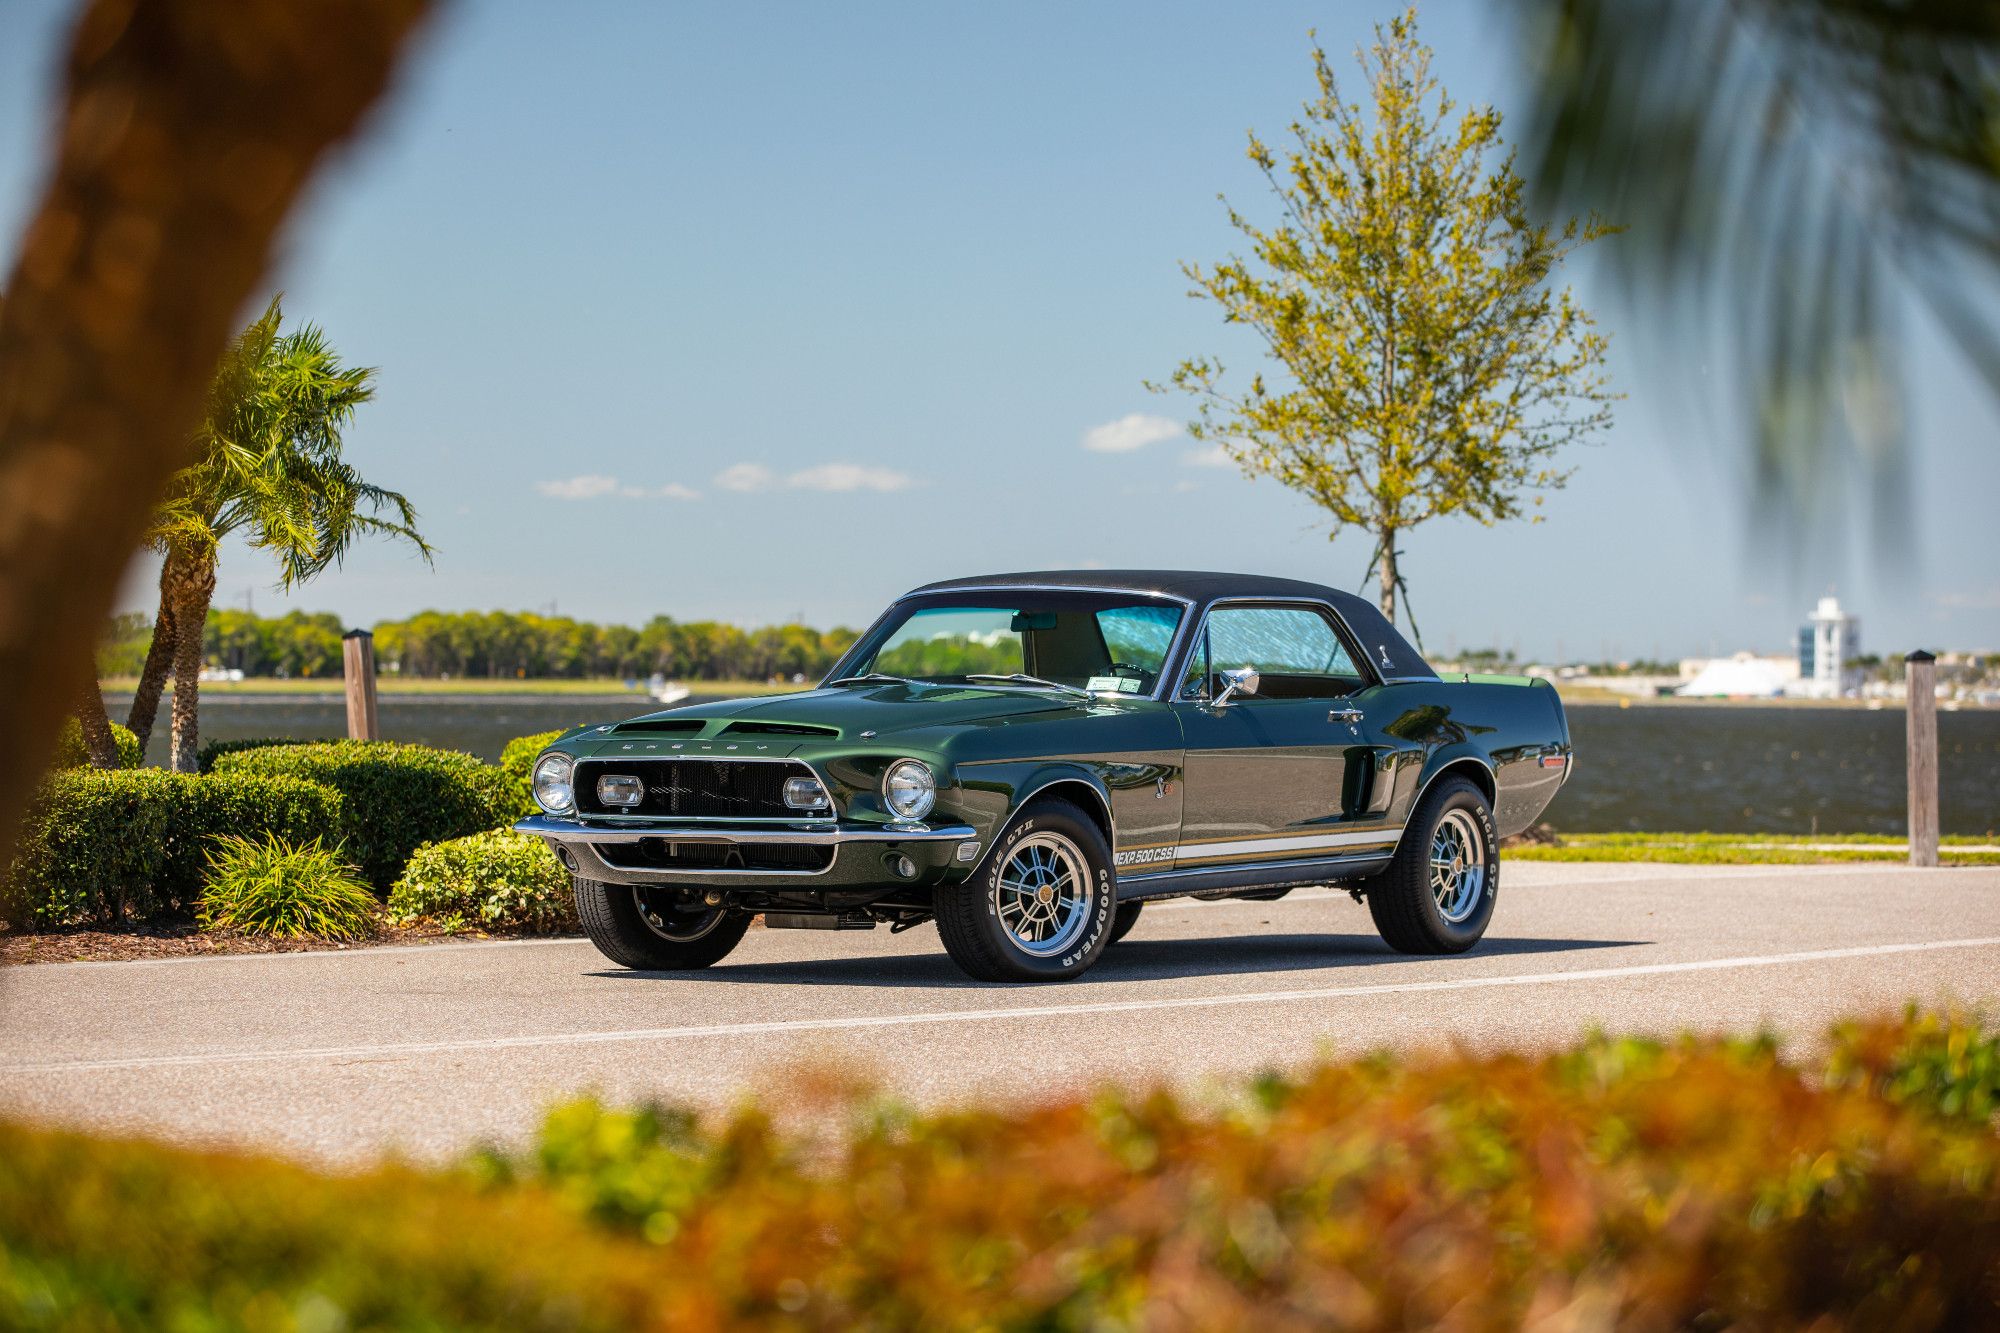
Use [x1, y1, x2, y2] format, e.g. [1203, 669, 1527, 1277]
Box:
[646, 673, 691, 705]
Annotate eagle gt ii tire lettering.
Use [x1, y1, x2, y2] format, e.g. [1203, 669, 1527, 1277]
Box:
[935, 798, 1114, 982]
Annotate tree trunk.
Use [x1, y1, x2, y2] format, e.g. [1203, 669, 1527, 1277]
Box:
[166, 556, 218, 772]
[76, 662, 119, 769]
[0, 0, 433, 864]
[1377, 529, 1399, 625]
[125, 558, 180, 753]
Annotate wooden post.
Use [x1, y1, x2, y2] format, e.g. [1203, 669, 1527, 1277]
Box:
[1906, 649, 1938, 868]
[343, 629, 380, 741]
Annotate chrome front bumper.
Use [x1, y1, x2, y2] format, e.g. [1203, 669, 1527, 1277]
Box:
[513, 814, 979, 884]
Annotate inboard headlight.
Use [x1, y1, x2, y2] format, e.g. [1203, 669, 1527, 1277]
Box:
[596, 774, 644, 808]
[532, 752, 576, 814]
[783, 775, 830, 810]
[882, 759, 936, 821]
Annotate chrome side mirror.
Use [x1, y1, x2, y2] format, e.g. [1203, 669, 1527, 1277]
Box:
[1213, 665, 1260, 707]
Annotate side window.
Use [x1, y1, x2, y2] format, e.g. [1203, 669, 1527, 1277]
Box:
[1201, 605, 1365, 700]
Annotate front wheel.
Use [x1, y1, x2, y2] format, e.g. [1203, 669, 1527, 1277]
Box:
[573, 878, 751, 970]
[935, 799, 1115, 982]
[1364, 776, 1498, 954]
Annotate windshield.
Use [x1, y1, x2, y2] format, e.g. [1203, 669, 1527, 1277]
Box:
[836, 592, 1185, 695]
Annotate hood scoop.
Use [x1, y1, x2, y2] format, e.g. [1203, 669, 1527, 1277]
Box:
[612, 718, 704, 735]
[720, 720, 840, 739]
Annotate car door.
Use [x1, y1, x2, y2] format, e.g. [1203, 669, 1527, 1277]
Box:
[1170, 601, 1377, 871]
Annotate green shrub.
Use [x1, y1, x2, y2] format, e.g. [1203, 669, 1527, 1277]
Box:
[213, 741, 514, 887]
[195, 735, 340, 773]
[2, 1011, 1998, 1329]
[1826, 1003, 2000, 1126]
[198, 835, 376, 940]
[3, 770, 344, 927]
[49, 718, 142, 770]
[500, 728, 570, 816]
[389, 828, 576, 934]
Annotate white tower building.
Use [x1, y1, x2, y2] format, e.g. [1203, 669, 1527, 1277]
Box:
[1797, 596, 1860, 699]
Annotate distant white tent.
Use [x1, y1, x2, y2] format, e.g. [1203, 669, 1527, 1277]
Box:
[1676, 654, 1790, 698]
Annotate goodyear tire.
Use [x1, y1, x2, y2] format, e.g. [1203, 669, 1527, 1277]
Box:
[935, 799, 1115, 982]
[573, 878, 751, 970]
[1109, 901, 1144, 944]
[1364, 777, 1498, 955]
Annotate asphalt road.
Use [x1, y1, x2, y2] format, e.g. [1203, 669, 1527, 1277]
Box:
[3, 861, 1996, 1165]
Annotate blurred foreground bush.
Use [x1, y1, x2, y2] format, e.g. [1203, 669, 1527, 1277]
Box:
[1, 1009, 1995, 1329]
[390, 827, 575, 934]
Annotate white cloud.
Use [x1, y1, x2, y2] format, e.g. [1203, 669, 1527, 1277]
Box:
[788, 463, 915, 493]
[1082, 413, 1182, 453]
[620, 481, 701, 501]
[1182, 444, 1233, 468]
[536, 474, 621, 500]
[536, 475, 701, 501]
[714, 462, 777, 492]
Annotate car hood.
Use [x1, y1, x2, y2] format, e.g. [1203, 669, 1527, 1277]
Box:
[607, 682, 1090, 742]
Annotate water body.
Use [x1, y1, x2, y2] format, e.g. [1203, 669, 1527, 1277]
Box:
[107, 695, 2000, 837]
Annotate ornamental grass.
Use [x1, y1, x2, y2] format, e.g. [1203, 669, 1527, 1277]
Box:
[196, 834, 376, 941]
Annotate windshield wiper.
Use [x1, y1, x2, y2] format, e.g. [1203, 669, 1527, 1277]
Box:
[967, 673, 1093, 699]
[824, 672, 916, 687]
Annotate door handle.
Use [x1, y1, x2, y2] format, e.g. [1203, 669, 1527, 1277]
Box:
[1329, 708, 1364, 725]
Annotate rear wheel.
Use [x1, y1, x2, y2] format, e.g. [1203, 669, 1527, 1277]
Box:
[935, 799, 1115, 982]
[1364, 777, 1497, 954]
[573, 878, 751, 970]
[1109, 900, 1144, 943]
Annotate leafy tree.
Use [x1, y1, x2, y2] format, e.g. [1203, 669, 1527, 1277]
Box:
[1513, 0, 2000, 545]
[129, 299, 430, 771]
[1156, 11, 1615, 632]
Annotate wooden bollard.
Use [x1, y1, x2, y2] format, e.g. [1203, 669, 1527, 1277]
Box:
[1905, 649, 1938, 868]
[343, 629, 380, 742]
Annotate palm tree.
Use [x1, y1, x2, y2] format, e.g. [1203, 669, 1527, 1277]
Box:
[1510, 0, 2000, 548]
[124, 298, 431, 771]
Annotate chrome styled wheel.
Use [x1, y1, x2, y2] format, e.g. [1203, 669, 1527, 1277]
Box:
[1429, 808, 1486, 924]
[633, 888, 729, 943]
[992, 831, 1095, 957]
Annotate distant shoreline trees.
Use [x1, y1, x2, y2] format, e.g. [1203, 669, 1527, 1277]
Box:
[97, 610, 862, 685]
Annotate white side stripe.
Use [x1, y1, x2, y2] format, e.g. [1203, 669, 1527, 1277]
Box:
[1117, 826, 1400, 868]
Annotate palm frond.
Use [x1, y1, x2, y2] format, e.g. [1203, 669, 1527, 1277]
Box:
[147, 295, 430, 584]
[1512, 0, 2000, 551]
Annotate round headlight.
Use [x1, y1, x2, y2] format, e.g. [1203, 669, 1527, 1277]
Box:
[532, 752, 576, 813]
[882, 759, 936, 821]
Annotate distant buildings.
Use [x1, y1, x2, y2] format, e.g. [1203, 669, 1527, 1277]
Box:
[1676, 652, 1798, 699]
[1668, 595, 1861, 699]
[1797, 595, 1861, 699]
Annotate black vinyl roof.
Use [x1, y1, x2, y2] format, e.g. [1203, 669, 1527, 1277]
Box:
[907, 570, 1438, 681]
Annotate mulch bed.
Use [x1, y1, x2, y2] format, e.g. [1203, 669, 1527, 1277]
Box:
[0, 914, 530, 966]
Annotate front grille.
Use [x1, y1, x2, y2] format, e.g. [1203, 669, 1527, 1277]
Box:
[573, 758, 816, 820]
[597, 840, 834, 872]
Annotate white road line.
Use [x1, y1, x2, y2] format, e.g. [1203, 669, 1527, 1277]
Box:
[9, 936, 1997, 1076]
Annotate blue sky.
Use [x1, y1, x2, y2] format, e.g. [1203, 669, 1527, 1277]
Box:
[4, 0, 1997, 660]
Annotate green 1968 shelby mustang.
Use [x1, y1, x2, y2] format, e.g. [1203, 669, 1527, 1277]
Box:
[516, 570, 1573, 982]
